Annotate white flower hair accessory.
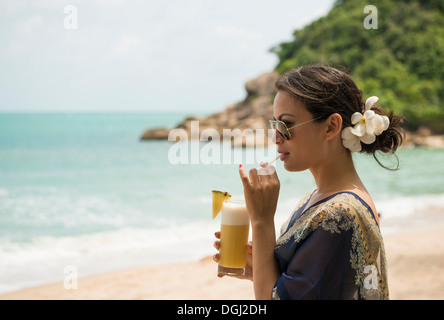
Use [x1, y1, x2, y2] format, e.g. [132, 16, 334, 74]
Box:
[341, 96, 390, 152]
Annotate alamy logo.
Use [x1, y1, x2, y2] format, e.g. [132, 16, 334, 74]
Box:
[363, 5, 378, 30]
[364, 5, 378, 30]
[64, 265, 78, 290]
[363, 265, 379, 289]
[64, 5, 78, 30]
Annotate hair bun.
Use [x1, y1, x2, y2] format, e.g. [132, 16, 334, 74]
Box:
[362, 105, 405, 154]
[361, 104, 405, 170]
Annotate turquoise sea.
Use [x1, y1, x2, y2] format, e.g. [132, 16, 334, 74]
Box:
[1, 112, 444, 294]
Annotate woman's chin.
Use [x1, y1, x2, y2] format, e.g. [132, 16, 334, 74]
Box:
[283, 160, 296, 172]
[283, 159, 306, 172]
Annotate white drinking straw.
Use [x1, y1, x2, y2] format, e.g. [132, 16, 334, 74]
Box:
[267, 155, 281, 165]
[260, 155, 280, 167]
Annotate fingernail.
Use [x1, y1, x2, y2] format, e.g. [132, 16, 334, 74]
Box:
[239, 164, 243, 168]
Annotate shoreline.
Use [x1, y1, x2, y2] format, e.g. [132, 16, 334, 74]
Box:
[0, 256, 255, 300]
[1, 210, 444, 300]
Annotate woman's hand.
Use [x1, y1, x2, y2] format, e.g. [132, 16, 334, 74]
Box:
[213, 231, 253, 281]
[239, 163, 281, 299]
[239, 164, 280, 225]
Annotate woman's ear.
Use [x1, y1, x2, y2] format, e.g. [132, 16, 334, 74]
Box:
[325, 113, 343, 141]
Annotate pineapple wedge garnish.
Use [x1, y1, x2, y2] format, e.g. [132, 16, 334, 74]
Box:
[212, 190, 231, 219]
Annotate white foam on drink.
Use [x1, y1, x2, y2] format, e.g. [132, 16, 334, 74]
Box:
[221, 201, 249, 225]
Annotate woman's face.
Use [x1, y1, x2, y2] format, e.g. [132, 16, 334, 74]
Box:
[273, 90, 327, 172]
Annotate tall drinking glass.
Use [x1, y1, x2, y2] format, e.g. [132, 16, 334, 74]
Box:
[218, 200, 250, 276]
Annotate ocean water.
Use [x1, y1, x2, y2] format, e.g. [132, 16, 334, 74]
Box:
[0, 112, 444, 294]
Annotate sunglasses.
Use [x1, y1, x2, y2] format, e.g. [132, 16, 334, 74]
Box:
[269, 116, 325, 141]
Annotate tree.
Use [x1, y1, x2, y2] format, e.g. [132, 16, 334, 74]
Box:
[272, 0, 444, 132]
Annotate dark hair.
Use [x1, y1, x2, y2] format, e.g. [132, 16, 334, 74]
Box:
[275, 65, 405, 170]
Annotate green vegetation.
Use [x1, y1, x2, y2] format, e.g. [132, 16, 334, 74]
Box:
[271, 0, 444, 132]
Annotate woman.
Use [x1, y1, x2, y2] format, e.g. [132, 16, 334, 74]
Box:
[213, 65, 404, 300]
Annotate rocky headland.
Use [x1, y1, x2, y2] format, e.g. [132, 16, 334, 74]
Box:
[140, 72, 444, 149]
[140, 71, 278, 147]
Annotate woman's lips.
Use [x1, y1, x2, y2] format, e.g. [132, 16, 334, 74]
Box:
[279, 152, 289, 161]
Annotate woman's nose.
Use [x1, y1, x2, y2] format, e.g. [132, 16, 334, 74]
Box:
[271, 130, 284, 145]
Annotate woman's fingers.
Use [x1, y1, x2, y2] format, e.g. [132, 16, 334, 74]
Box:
[249, 168, 260, 185]
[240, 164, 265, 188]
[258, 162, 272, 177]
[239, 164, 250, 187]
[213, 254, 224, 278]
[240, 164, 277, 188]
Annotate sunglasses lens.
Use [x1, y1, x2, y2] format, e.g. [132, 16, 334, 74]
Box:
[270, 121, 291, 140]
[275, 122, 290, 140]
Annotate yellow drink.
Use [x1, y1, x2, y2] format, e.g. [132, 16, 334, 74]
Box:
[218, 200, 250, 276]
[219, 224, 250, 268]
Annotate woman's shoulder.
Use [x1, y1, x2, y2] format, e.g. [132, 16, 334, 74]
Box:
[317, 191, 379, 227]
[300, 189, 316, 205]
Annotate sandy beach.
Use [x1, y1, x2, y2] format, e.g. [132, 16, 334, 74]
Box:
[1, 209, 444, 300]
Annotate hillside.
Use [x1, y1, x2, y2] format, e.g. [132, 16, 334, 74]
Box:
[271, 0, 444, 132]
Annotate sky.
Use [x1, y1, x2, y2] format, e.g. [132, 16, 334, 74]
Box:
[0, 0, 335, 113]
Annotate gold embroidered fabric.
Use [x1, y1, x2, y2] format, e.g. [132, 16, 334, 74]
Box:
[273, 191, 389, 300]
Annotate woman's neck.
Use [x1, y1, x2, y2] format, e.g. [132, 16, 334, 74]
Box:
[309, 151, 362, 196]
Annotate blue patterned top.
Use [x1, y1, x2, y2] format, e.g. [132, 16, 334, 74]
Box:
[272, 190, 389, 300]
